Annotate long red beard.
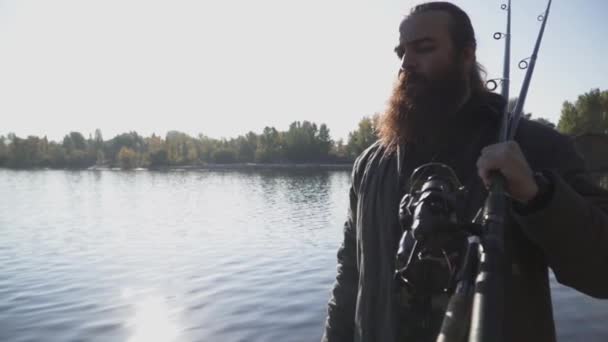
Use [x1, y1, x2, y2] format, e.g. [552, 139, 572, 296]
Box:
[378, 63, 468, 151]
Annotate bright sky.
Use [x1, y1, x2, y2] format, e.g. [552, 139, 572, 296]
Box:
[1, 0, 607, 142]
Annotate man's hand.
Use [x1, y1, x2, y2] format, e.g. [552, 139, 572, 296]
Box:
[476, 141, 539, 204]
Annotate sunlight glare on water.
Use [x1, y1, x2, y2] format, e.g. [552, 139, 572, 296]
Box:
[125, 291, 180, 342]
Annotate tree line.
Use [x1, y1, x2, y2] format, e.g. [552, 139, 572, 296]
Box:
[1, 88, 605, 170]
[0, 120, 377, 169]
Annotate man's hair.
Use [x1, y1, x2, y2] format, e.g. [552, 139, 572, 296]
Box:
[400, 1, 487, 94]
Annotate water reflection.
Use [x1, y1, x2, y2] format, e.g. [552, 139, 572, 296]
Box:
[123, 289, 181, 342]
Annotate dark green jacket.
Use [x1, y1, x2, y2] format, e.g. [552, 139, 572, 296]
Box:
[321, 92, 608, 342]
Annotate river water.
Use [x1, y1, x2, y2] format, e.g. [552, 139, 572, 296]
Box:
[0, 169, 606, 342]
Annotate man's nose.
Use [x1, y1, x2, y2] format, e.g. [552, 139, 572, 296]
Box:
[400, 54, 417, 74]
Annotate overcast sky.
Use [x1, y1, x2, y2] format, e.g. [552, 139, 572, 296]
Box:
[1, 0, 607, 142]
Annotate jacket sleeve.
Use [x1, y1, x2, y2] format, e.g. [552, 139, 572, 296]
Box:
[513, 135, 608, 299]
[321, 169, 360, 342]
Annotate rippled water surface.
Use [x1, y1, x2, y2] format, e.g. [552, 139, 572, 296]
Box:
[1, 169, 606, 342]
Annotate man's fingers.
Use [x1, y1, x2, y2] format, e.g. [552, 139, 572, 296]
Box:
[477, 155, 492, 188]
[478, 146, 508, 188]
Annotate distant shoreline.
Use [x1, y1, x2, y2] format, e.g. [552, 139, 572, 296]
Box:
[1, 163, 354, 171]
[100, 163, 354, 171]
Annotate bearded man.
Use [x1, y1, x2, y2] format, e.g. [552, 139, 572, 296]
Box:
[321, 2, 608, 342]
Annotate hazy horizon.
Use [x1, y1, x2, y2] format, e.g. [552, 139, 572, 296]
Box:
[2, 0, 607, 142]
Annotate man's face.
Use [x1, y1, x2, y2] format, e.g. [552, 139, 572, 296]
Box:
[395, 11, 463, 98]
[378, 10, 472, 146]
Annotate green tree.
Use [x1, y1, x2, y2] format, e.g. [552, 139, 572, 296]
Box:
[47, 143, 67, 168]
[196, 134, 217, 163]
[118, 147, 138, 169]
[5, 135, 46, 168]
[145, 134, 168, 167]
[330, 138, 349, 162]
[317, 123, 333, 158]
[166, 131, 193, 165]
[346, 115, 378, 158]
[282, 121, 333, 162]
[256, 126, 283, 163]
[558, 89, 608, 135]
[38, 136, 53, 166]
[108, 132, 145, 166]
[63, 132, 87, 151]
[61, 132, 96, 168]
[234, 133, 257, 163]
[284, 121, 314, 162]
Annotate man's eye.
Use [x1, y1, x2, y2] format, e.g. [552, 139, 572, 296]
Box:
[417, 46, 434, 53]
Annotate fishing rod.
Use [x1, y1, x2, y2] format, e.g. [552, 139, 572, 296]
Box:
[434, 3, 513, 341]
[469, 1, 553, 341]
[434, 1, 554, 341]
[508, 0, 553, 138]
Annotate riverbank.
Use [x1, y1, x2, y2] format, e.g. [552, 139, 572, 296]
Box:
[67, 163, 352, 171]
[126, 163, 352, 171]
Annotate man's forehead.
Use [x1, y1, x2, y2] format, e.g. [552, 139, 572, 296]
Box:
[399, 11, 451, 44]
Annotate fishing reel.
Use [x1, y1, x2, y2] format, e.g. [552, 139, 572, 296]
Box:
[394, 163, 476, 299]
